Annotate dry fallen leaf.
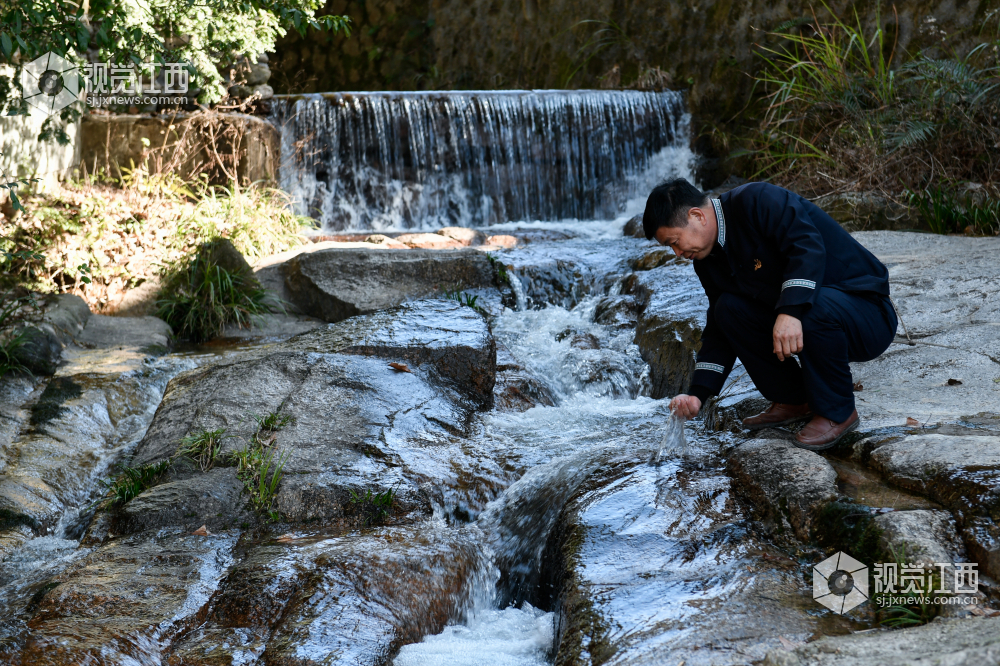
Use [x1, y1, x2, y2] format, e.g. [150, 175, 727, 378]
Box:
[906, 417, 920, 426]
[779, 636, 804, 650]
[852, 382, 864, 391]
[389, 362, 411, 373]
[192, 524, 211, 536]
[947, 378, 963, 386]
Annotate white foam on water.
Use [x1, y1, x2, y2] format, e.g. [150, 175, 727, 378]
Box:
[394, 604, 555, 666]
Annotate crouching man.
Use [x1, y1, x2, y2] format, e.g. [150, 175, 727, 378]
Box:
[644, 179, 897, 450]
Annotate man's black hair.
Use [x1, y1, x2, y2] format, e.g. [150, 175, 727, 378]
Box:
[642, 178, 708, 240]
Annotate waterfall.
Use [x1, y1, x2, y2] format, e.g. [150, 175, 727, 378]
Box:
[269, 90, 689, 231]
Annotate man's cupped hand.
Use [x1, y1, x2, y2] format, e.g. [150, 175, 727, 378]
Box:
[773, 313, 803, 361]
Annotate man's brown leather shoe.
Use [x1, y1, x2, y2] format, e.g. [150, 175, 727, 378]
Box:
[794, 410, 860, 451]
[742, 402, 812, 430]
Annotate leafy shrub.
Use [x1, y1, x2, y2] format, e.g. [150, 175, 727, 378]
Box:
[908, 187, 1000, 235]
[740, 4, 1000, 200]
[155, 241, 279, 342]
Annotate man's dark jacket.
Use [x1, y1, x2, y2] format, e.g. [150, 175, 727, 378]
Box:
[688, 182, 891, 400]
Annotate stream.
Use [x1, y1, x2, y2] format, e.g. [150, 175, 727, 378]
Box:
[0, 91, 876, 665]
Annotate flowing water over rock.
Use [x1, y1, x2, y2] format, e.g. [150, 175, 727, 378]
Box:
[270, 90, 690, 230]
[10, 92, 974, 665]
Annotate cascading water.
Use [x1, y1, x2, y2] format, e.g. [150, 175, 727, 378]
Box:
[269, 90, 689, 230]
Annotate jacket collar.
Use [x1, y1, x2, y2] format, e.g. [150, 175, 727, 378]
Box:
[711, 198, 726, 247]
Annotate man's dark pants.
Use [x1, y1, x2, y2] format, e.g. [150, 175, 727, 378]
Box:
[714, 288, 898, 422]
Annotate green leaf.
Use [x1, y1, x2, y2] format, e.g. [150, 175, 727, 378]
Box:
[0, 34, 12, 59]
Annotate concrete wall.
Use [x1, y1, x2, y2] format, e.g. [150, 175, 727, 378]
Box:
[0, 112, 80, 194]
[79, 113, 281, 185]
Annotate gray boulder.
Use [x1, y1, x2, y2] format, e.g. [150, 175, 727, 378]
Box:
[11, 294, 92, 375]
[873, 509, 967, 568]
[129, 300, 496, 526]
[76, 314, 173, 352]
[622, 213, 644, 238]
[290, 299, 496, 408]
[115, 467, 252, 534]
[283, 248, 496, 322]
[727, 438, 839, 541]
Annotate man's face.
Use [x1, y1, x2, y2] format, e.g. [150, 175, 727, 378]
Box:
[653, 206, 716, 260]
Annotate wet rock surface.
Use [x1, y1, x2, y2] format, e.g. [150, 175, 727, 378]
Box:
[11, 294, 92, 375]
[4, 225, 1000, 665]
[626, 260, 704, 399]
[763, 616, 1000, 666]
[540, 439, 825, 666]
[869, 435, 1000, 519]
[1, 531, 238, 665]
[287, 299, 496, 408]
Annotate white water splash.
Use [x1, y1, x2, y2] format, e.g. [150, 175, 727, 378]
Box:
[655, 413, 689, 463]
[394, 604, 555, 666]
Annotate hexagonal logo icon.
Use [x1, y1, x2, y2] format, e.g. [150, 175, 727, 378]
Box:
[20, 52, 79, 115]
[813, 551, 869, 614]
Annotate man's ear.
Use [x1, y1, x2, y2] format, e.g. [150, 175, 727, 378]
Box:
[688, 206, 707, 226]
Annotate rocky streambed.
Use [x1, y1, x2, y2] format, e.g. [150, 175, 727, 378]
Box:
[1, 225, 1000, 666]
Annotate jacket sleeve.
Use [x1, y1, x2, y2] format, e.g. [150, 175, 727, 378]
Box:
[688, 264, 737, 402]
[754, 185, 827, 314]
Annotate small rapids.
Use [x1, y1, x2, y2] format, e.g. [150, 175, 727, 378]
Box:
[395, 605, 555, 666]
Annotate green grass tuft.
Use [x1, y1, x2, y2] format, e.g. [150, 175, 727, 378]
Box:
[155, 243, 279, 342]
[97, 460, 172, 508]
[177, 427, 229, 472]
[250, 410, 295, 434]
[231, 426, 289, 521]
[349, 486, 397, 526]
[908, 188, 999, 236]
[444, 289, 485, 314]
[873, 542, 946, 628]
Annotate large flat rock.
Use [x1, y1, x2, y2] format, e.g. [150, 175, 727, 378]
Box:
[727, 439, 839, 542]
[0, 360, 188, 537]
[0, 530, 238, 665]
[76, 314, 172, 351]
[537, 455, 828, 666]
[279, 247, 497, 322]
[764, 616, 1000, 666]
[849, 232, 1000, 427]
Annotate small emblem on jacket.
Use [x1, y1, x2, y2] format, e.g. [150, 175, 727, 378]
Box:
[753, 259, 762, 271]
